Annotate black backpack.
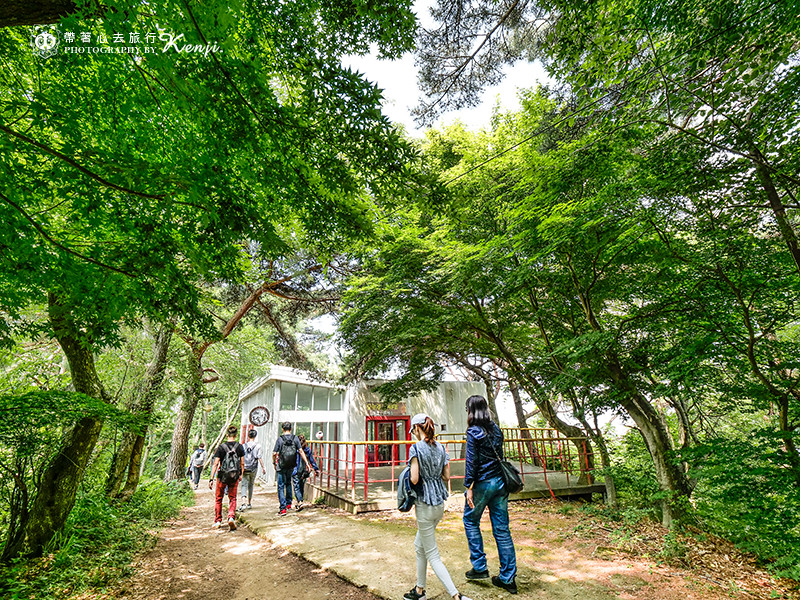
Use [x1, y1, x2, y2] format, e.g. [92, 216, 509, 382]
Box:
[219, 442, 241, 484]
[278, 435, 298, 471]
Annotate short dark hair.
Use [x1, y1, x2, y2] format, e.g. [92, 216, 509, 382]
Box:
[466, 395, 493, 431]
[282, 422, 292, 431]
[226, 425, 238, 437]
[248, 429, 257, 439]
[199, 443, 205, 448]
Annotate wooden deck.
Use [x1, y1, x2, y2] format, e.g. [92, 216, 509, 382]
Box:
[305, 460, 605, 514]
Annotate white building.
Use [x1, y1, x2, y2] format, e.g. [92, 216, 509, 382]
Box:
[238, 365, 485, 485]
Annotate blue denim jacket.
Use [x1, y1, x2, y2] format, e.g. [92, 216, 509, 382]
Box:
[293, 445, 319, 476]
[464, 422, 503, 488]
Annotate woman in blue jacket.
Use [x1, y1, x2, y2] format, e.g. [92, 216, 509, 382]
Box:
[463, 395, 517, 594]
[292, 434, 320, 511]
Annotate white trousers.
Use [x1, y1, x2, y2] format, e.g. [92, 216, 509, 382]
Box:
[415, 501, 458, 597]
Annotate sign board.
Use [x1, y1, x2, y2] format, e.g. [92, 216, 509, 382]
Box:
[248, 406, 271, 426]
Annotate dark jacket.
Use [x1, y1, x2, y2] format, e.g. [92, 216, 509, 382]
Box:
[293, 445, 319, 477]
[464, 422, 504, 488]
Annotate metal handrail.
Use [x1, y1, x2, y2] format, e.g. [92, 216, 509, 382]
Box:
[306, 432, 595, 503]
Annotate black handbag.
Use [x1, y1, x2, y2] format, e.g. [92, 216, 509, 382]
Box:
[490, 437, 524, 494]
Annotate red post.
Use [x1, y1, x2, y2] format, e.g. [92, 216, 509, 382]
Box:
[351, 443, 356, 501]
[543, 435, 556, 500]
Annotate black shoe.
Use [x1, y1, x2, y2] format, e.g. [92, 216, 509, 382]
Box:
[403, 586, 426, 600]
[465, 568, 490, 580]
[491, 576, 517, 594]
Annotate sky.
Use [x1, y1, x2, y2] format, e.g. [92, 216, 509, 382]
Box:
[342, 0, 551, 135]
[343, 51, 550, 135]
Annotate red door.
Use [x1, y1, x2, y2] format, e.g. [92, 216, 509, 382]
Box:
[366, 416, 410, 466]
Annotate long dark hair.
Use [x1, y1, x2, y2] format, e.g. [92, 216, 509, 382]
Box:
[466, 395, 493, 431]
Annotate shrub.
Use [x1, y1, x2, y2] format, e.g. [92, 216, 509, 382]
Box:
[0, 477, 194, 599]
[680, 430, 800, 580]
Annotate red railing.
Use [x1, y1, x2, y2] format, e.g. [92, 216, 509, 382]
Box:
[308, 428, 594, 502]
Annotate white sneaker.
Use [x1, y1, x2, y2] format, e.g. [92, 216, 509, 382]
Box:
[213, 521, 222, 528]
[246, 504, 252, 510]
[228, 517, 237, 531]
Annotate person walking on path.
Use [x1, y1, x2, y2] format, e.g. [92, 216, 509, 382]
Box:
[189, 443, 206, 490]
[209, 426, 245, 531]
[273, 422, 312, 515]
[240, 429, 266, 510]
[292, 434, 320, 511]
[462, 395, 518, 594]
[404, 413, 472, 600]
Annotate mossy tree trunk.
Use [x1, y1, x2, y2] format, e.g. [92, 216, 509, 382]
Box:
[5, 293, 110, 560]
[164, 346, 203, 482]
[105, 324, 172, 498]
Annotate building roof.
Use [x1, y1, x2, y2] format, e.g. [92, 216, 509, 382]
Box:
[239, 365, 338, 401]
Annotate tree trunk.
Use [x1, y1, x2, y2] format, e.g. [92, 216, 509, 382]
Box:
[591, 431, 617, 507]
[514, 374, 594, 484]
[119, 434, 146, 500]
[607, 359, 691, 527]
[485, 380, 500, 424]
[666, 395, 694, 449]
[106, 325, 172, 498]
[164, 347, 203, 481]
[778, 394, 800, 487]
[7, 294, 109, 559]
[755, 160, 800, 277]
[569, 398, 618, 507]
[508, 378, 543, 467]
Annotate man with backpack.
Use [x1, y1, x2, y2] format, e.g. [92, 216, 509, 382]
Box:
[208, 426, 245, 530]
[272, 422, 312, 515]
[190, 443, 206, 490]
[240, 429, 266, 510]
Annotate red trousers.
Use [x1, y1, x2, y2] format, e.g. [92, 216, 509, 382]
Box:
[214, 479, 239, 522]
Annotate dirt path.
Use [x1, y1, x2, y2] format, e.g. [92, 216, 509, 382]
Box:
[116, 487, 380, 600]
[115, 487, 798, 600]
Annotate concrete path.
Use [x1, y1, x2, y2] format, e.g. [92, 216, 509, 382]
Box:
[239, 488, 615, 600]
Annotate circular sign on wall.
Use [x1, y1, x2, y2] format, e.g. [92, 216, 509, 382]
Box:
[248, 406, 271, 426]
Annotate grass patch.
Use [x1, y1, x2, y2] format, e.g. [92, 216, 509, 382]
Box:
[0, 477, 194, 599]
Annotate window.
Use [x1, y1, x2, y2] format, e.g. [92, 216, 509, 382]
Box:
[280, 382, 296, 410]
[312, 387, 328, 411]
[329, 390, 343, 411]
[296, 384, 312, 411]
[295, 422, 312, 441]
[309, 422, 341, 442]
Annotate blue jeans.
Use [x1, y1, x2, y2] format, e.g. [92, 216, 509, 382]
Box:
[191, 465, 202, 487]
[277, 470, 293, 510]
[463, 475, 517, 583]
[292, 473, 307, 502]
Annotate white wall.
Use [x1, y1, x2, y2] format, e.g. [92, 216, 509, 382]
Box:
[240, 382, 279, 485]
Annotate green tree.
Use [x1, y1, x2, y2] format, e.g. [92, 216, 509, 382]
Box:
[416, 0, 800, 273]
[0, 0, 418, 557]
